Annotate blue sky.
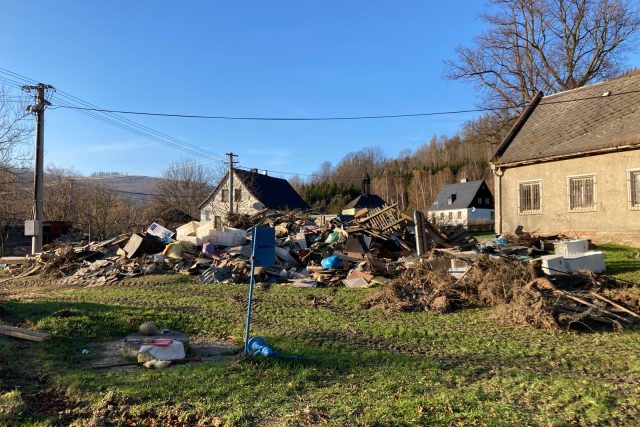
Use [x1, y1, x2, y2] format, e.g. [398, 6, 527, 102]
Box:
[1, 1, 638, 179]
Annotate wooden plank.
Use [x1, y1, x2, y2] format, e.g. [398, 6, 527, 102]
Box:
[382, 218, 408, 231]
[0, 257, 31, 265]
[554, 291, 633, 324]
[0, 324, 50, 342]
[590, 292, 640, 320]
[359, 203, 398, 223]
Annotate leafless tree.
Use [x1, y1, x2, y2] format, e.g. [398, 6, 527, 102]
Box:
[0, 169, 30, 254]
[0, 85, 33, 167]
[288, 175, 304, 191]
[151, 161, 219, 219]
[446, 0, 640, 111]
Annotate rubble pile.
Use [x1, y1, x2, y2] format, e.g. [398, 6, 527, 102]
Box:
[2, 209, 639, 332]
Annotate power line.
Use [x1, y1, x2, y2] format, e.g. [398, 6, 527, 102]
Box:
[49, 88, 640, 121]
[52, 104, 507, 121]
[0, 67, 228, 163]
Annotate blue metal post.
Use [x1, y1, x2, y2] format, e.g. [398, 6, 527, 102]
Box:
[243, 228, 258, 353]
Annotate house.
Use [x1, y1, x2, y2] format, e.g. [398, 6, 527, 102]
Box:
[198, 168, 310, 226]
[341, 172, 386, 215]
[427, 179, 494, 230]
[490, 72, 640, 244]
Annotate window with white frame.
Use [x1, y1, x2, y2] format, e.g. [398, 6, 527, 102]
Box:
[518, 180, 541, 214]
[629, 170, 640, 210]
[568, 175, 596, 212]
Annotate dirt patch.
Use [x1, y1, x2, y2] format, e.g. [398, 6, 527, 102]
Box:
[0, 276, 87, 300]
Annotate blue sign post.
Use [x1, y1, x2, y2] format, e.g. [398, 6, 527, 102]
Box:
[244, 226, 275, 353]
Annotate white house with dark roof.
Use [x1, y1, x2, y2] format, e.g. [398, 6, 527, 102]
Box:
[199, 169, 310, 227]
[490, 72, 640, 244]
[428, 179, 494, 230]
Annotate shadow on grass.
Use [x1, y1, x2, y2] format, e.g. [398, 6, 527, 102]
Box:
[600, 244, 640, 279]
[1, 300, 167, 340]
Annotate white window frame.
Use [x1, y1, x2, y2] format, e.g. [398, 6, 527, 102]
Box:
[567, 174, 597, 212]
[517, 179, 542, 215]
[627, 169, 640, 210]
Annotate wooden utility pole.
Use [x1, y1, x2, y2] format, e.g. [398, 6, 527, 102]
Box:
[226, 152, 237, 215]
[23, 83, 54, 254]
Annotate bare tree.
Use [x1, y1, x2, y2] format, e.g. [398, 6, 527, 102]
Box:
[0, 169, 30, 254]
[446, 0, 640, 110]
[152, 161, 219, 219]
[0, 85, 33, 166]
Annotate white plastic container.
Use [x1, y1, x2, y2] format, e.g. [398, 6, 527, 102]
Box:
[540, 255, 568, 275]
[564, 251, 606, 273]
[210, 227, 247, 247]
[176, 221, 200, 240]
[196, 221, 216, 240]
[553, 239, 588, 256]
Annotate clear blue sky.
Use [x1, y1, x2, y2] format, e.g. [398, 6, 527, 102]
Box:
[1, 1, 638, 179]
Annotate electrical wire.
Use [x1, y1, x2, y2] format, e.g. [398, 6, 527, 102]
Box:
[49, 88, 640, 121]
[51, 104, 505, 120]
[0, 67, 228, 163]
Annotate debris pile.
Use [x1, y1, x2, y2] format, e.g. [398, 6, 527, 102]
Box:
[363, 253, 640, 330]
[2, 210, 639, 332]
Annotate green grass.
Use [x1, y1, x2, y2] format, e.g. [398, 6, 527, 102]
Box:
[598, 243, 640, 283]
[0, 251, 639, 426]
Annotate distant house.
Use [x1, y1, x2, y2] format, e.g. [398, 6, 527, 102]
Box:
[428, 179, 494, 230]
[342, 172, 386, 215]
[490, 72, 640, 244]
[198, 168, 310, 227]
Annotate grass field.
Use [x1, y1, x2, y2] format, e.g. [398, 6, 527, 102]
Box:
[1, 246, 639, 426]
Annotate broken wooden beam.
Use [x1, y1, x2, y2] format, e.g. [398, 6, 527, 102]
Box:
[0, 324, 51, 342]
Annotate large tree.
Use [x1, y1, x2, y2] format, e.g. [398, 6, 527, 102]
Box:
[446, 0, 640, 111]
[151, 161, 219, 219]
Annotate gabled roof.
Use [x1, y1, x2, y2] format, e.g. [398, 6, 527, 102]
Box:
[343, 194, 386, 210]
[429, 180, 485, 211]
[493, 73, 640, 166]
[199, 169, 310, 210]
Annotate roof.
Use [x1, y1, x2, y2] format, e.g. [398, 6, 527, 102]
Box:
[429, 180, 484, 211]
[343, 194, 386, 210]
[493, 73, 640, 166]
[199, 169, 310, 210]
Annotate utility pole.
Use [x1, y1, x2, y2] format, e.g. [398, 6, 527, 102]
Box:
[23, 83, 54, 254]
[226, 152, 237, 216]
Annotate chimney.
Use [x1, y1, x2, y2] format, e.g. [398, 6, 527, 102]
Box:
[262, 169, 268, 175]
[460, 178, 467, 183]
[250, 168, 258, 173]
